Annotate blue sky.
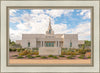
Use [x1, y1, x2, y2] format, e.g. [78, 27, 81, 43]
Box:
[9, 9, 91, 41]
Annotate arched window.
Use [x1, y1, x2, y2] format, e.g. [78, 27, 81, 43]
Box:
[28, 42, 30, 47]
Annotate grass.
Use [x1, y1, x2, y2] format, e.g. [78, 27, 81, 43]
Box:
[41, 56, 47, 59]
[59, 55, 65, 57]
[53, 56, 58, 59]
[48, 55, 54, 57]
[17, 56, 24, 59]
[36, 55, 41, 57]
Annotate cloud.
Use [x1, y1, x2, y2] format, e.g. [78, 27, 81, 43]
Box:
[10, 17, 21, 23]
[9, 9, 90, 41]
[31, 9, 44, 14]
[46, 9, 74, 18]
[80, 9, 91, 19]
[52, 24, 68, 34]
[9, 9, 18, 16]
[69, 22, 91, 40]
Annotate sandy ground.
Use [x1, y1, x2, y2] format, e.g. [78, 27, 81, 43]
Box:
[9, 59, 91, 64]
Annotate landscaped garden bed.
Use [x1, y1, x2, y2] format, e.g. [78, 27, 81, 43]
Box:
[9, 48, 91, 60]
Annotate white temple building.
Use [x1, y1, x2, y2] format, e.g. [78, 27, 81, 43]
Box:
[16, 18, 79, 49]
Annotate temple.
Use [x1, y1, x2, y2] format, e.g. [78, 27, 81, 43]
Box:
[16, 18, 78, 49]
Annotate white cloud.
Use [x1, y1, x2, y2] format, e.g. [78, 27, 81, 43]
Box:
[10, 17, 21, 23]
[16, 23, 30, 30]
[9, 9, 90, 41]
[80, 9, 91, 19]
[9, 9, 17, 16]
[52, 24, 68, 34]
[21, 13, 32, 22]
[46, 9, 74, 18]
[70, 22, 91, 40]
[31, 9, 44, 14]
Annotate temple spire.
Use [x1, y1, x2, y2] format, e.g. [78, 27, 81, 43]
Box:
[46, 17, 54, 35]
[48, 17, 52, 30]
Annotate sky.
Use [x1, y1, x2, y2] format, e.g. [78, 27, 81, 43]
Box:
[9, 9, 91, 41]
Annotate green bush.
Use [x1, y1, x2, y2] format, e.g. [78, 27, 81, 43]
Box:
[78, 54, 85, 59]
[17, 56, 24, 59]
[87, 56, 91, 59]
[85, 49, 91, 52]
[67, 55, 74, 59]
[53, 56, 58, 59]
[48, 55, 54, 57]
[36, 55, 41, 57]
[27, 55, 34, 59]
[17, 49, 21, 52]
[9, 48, 12, 51]
[12, 55, 18, 57]
[12, 48, 16, 52]
[79, 49, 86, 54]
[41, 56, 47, 59]
[59, 55, 64, 57]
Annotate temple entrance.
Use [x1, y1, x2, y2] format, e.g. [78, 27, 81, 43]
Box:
[45, 41, 54, 47]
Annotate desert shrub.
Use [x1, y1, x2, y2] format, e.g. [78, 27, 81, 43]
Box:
[48, 55, 54, 57]
[41, 56, 47, 59]
[59, 55, 65, 57]
[66, 51, 77, 55]
[71, 52, 76, 55]
[79, 49, 86, 54]
[78, 54, 85, 59]
[18, 49, 34, 56]
[53, 56, 58, 59]
[17, 49, 21, 52]
[22, 48, 25, 51]
[27, 55, 34, 59]
[61, 50, 66, 55]
[67, 55, 74, 59]
[36, 55, 41, 57]
[17, 56, 24, 59]
[33, 51, 39, 55]
[12, 48, 16, 52]
[87, 56, 91, 59]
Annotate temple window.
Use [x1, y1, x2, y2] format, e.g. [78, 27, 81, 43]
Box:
[28, 42, 30, 47]
[70, 42, 72, 47]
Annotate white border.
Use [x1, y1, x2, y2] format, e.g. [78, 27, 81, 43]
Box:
[1, 1, 99, 72]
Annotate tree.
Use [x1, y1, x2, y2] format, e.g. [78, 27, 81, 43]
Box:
[9, 39, 12, 44]
[11, 41, 16, 46]
[84, 41, 91, 49]
[85, 41, 91, 46]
